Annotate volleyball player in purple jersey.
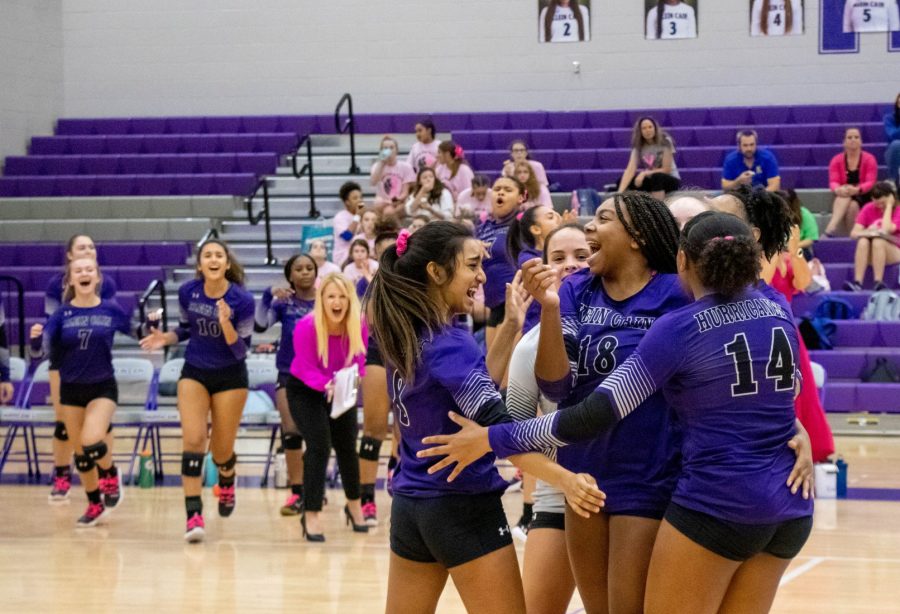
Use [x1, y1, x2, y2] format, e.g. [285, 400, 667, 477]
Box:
[140, 239, 255, 543]
[31, 258, 137, 527]
[476, 176, 526, 351]
[254, 253, 317, 516]
[423, 212, 815, 614]
[367, 222, 603, 614]
[45, 234, 118, 502]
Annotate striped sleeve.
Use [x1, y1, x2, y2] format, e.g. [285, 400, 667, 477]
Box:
[597, 354, 657, 420]
[430, 329, 503, 423]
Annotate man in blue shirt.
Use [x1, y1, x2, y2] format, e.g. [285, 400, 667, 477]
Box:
[721, 130, 781, 192]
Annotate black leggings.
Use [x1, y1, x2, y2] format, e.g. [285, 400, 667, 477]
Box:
[286, 376, 361, 511]
[628, 172, 680, 194]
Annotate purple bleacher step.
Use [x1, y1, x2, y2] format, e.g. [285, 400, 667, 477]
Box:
[823, 383, 900, 413]
[832, 321, 900, 347]
[0, 242, 189, 267]
[809, 348, 900, 380]
[792, 291, 869, 319]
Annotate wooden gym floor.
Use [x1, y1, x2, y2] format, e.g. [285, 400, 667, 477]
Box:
[1, 435, 899, 614]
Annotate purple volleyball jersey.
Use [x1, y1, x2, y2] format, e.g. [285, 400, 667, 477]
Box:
[176, 279, 255, 370]
[388, 326, 511, 498]
[551, 269, 691, 515]
[257, 288, 315, 374]
[475, 213, 517, 309]
[42, 300, 131, 384]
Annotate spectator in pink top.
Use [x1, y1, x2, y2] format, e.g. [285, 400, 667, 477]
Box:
[406, 118, 441, 172]
[405, 167, 454, 221]
[370, 136, 415, 209]
[514, 160, 553, 208]
[455, 174, 493, 222]
[502, 139, 549, 186]
[825, 127, 879, 237]
[354, 207, 379, 253]
[332, 181, 365, 266]
[286, 273, 369, 540]
[342, 239, 380, 285]
[435, 140, 475, 201]
[846, 182, 900, 292]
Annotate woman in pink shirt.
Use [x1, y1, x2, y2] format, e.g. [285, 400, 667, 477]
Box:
[846, 182, 900, 291]
[825, 127, 878, 236]
[455, 174, 493, 222]
[435, 140, 475, 201]
[406, 118, 441, 172]
[354, 207, 379, 253]
[371, 136, 416, 208]
[514, 161, 553, 208]
[502, 139, 549, 186]
[287, 273, 369, 541]
[342, 239, 380, 285]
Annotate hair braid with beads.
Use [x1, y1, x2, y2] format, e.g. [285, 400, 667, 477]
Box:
[610, 191, 680, 274]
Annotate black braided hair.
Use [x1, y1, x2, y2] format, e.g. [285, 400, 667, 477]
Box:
[610, 191, 680, 274]
[725, 185, 792, 260]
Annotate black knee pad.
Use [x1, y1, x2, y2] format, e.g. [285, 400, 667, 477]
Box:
[74, 453, 94, 473]
[181, 452, 205, 477]
[359, 436, 383, 462]
[282, 432, 303, 451]
[215, 453, 237, 472]
[53, 421, 69, 442]
[84, 441, 108, 462]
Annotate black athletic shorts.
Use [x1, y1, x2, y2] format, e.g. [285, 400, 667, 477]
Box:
[486, 302, 506, 328]
[365, 336, 384, 367]
[180, 361, 248, 396]
[529, 511, 565, 531]
[276, 372, 291, 390]
[665, 502, 813, 562]
[391, 492, 513, 568]
[59, 378, 118, 407]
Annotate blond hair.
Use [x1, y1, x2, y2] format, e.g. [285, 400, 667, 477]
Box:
[313, 273, 366, 366]
[63, 257, 102, 304]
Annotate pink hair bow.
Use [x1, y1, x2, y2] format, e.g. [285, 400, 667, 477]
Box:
[454, 145, 464, 159]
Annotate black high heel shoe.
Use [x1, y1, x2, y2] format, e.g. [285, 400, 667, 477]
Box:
[344, 505, 369, 533]
[300, 511, 325, 542]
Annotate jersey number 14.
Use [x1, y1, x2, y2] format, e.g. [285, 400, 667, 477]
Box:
[724, 327, 795, 397]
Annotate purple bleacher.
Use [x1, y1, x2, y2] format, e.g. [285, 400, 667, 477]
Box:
[0, 244, 64, 267]
[469, 113, 511, 131]
[354, 115, 394, 133]
[547, 112, 588, 130]
[822, 383, 856, 412]
[832, 103, 881, 123]
[240, 116, 284, 133]
[515, 112, 550, 130]
[833, 321, 881, 347]
[791, 291, 869, 318]
[824, 263, 900, 290]
[664, 108, 709, 127]
[213, 174, 257, 196]
[0, 242, 189, 268]
[749, 107, 792, 125]
[586, 111, 630, 129]
[113, 266, 164, 291]
[129, 118, 168, 134]
[157, 156, 199, 174]
[164, 117, 206, 134]
[809, 350, 870, 380]
[707, 107, 751, 127]
[856, 384, 900, 412]
[814, 238, 857, 263]
[530, 131, 574, 150]
[204, 117, 243, 134]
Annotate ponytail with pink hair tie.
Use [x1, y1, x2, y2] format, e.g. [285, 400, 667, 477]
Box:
[396, 229, 411, 256]
[516, 212, 524, 221]
[454, 144, 464, 159]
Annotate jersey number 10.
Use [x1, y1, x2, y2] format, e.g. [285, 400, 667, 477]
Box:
[724, 327, 795, 398]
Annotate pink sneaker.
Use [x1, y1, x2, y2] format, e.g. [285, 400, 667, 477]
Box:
[362, 501, 378, 526]
[280, 493, 303, 516]
[217, 484, 236, 517]
[76, 502, 107, 528]
[98, 473, 123, 509]
[184, 513, 206, 543]
[49, 474, 72, 503]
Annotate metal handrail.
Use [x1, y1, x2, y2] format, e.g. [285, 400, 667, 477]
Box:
[246, 178, 277, 265]
[334, 93, 360, 174]
[138, 278, 168, 359]
[0, 275, 25, 359]
[196, 227, 219, 251]
[290, 135, 319, 219]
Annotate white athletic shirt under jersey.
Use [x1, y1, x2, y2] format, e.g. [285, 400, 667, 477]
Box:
[538, 5, 591, 43]
[843, 0, 900, 32]
[750, 0, 804, 36]
[506, 326, 566, 515]
[646, 2, 698, 39]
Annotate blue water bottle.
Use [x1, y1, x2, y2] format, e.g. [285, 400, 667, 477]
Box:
[835, 456, 848, 499]
[203, 452, 218, 488]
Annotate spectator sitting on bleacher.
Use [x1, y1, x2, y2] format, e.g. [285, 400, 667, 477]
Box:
[502, 139, 548, 186]
[783, 189, 819, 259]
[309, 239, 341, 281]
[404, 167, 454, 221]
[825, 127, 878, 237]
[721, 129, 781, 192]
[342, 239, 379, 285]
[846, 181, 900, 292]
[435, 140, 475, 202]
[455, 174, 492, 222]
[333, 181, 365, 266]
[884, 93, 900, 184]
[354, 207, 379, 253]
[514, 161, 553, 208]
[617, 116, 681, 199]
[407, 214, 429, 234]
[407, 118, 441, 172]
[370, 136, 415, 209]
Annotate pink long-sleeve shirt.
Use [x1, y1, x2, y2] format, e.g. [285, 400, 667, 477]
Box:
[289, 313, 367, 391]
[828, 151, 878, 193]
